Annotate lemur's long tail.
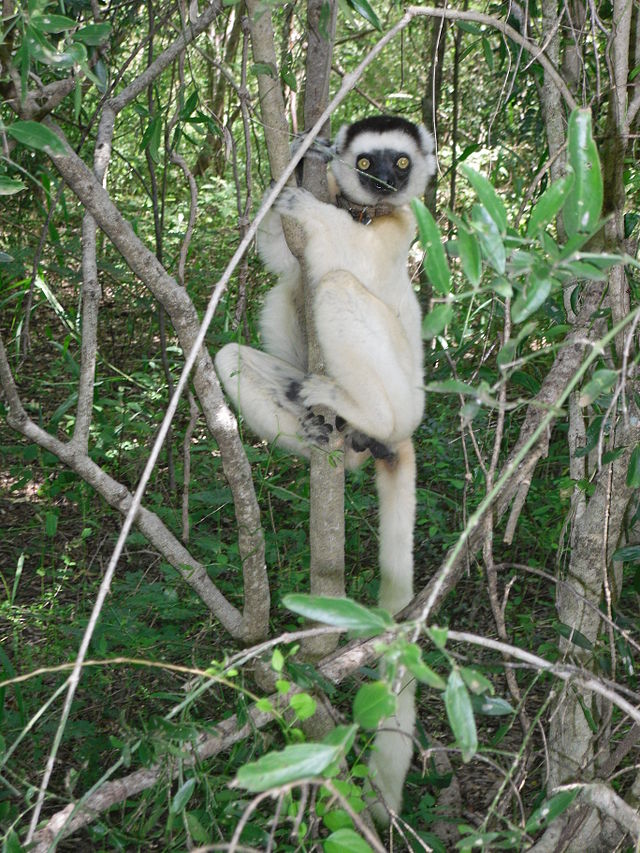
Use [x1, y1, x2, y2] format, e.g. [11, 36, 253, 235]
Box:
[368, 438, 417, 822]
[376, 438, 416, 615]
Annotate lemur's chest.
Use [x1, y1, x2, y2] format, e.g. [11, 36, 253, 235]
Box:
[303, 208, 414, 302]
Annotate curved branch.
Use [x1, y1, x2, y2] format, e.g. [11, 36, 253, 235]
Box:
[41, 124, 269, 642]
[28, 614, 640, 849]
[407, 6, 577, 110]
[0, 335, 244, 634]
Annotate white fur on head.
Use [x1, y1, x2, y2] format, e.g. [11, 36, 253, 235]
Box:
[331, 118, 436, 207]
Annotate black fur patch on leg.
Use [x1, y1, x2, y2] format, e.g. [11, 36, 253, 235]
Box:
[286, 380, 303, 402]
[368, 440, 396, 461]
[349, 429, 395, 460]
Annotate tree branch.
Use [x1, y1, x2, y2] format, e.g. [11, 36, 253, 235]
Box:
[27, 617, 640, 849]
[41, 121, 270, 642]
[407, 6, 577, 110]
[0, 334, 245, 634]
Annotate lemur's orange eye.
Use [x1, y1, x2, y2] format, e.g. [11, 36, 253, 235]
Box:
[396, 156, 410, 169]
[357, 157, 370, 171]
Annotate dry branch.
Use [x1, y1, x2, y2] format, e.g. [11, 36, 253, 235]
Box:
[41, 124, 270, 642]
[29, 619, 640, 848]
[0, 335, 245, 634]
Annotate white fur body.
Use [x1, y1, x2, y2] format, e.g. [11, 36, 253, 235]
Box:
[215, 117, 436, 821]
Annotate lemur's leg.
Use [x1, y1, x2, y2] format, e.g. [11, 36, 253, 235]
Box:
[215, 344, 331, 456]
[292, 271, 417, 444]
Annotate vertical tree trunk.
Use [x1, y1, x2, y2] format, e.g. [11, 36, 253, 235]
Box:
[300, 0, 344, 660]
[246, 0, 343, 660]
[542, 3, 637, 847]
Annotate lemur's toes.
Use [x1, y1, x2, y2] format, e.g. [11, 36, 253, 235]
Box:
[301, 411, 333, 445]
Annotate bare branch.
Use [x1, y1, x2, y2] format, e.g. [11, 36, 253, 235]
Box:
[0, 334, 244, 633]
[569, 782, 640, 837]
[26, 613, 640, 849]
[445, 630, 640, 726]
[407, 6, 577, 110]
[70, 213, 101, 453]
[41, 122, 270, 636]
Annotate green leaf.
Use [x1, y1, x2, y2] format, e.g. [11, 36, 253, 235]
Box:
[74, 74, 83, 121]
[31, 13, 76, 31]
[491, 276, 513, 298]
[617, 637, 634, 677]
[497, 340, 517, 371]
[471, 695, 515, 716]
[6, 121, 67, 156]
[3, 829, 25, 853]
[426, 379, 478, 397]
[318, 0, 331, 39]
[427, 626, 448, 649]
[45, 511, 58, 537]
[625, 212, 640, 239]
[140, 115, 162, 163]
[456, 224, 482, 286]
[400, 643, 446, 689]
[626, 444, 640, 488]
[0, 176, 26, 195]
[353, 681, 396, 731]
[553, 621, 593, 650]
[457, 20, 482, 34]
[324, 828, 373, 853]
[281, 64, 297, 91]
[422, 303, 453, 339]
[443, 669, 477, 762]
[185, 811, 209, 843]
[24, 24, 61, 65]
[170, 777, 196, 814]
[511, 370, 540, 396]
[412, 199, 451, 295]
[251, 62, 277, 78]
[527, 173, 575, 236]
[323, 809, 354, 831]
[578, 369, 618, 407]
[577, 694, 598, 733]
[511, 272, 552, 323]
[602, 447, 626, 465]
[525, 789, 580, 833]
[426, 378, 499, 408]
[283, 594, 393, 634]
[481, 36, 494, 71]
[73, 22, 111, 45]
[471, 204, 505, 273]
[179, 91, 199, 120]
[460, 164, 507, 234]
[234, 742, 342, 791]
[459, 667, 493, 695]
[322, 724, 357, 754]
[563, 109, 603, 237]
[612, 545, 640, 563]
[271, 647, 284, 672]
[93, 57, 108, 92]
[344, 0, 381, 30]
[290, 693, 317, 721]
[66, 42, 89, 65]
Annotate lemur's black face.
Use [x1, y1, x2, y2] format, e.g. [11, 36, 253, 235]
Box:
[331, 116, 436, 208]
[354, 149, 413, 196]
